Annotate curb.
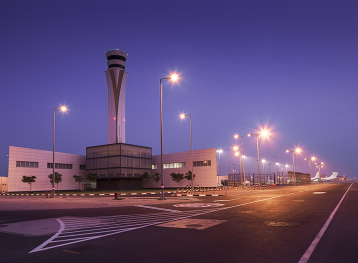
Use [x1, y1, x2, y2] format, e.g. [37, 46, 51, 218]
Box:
[177, 194, 224, 197]
[0, 191, 176, 197]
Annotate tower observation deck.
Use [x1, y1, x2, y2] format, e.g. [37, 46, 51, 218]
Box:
[105, 49, 128, 144]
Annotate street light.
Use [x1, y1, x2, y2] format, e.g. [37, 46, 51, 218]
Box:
[286, 147, 302, 184]
[315, 161, 324, 182]
[273, 156, 279, 184]
[262, 159, 266, 173]
[180, 113, 193, 192]
[234, 134, 246, 186]
[52, 106, 67, 198]
[304, 156, 316, 179]
[267, 163, 272, 176]
[159, 73, 179, 200]
[248, 129, 270, 187]
[217, 149, 223, 178]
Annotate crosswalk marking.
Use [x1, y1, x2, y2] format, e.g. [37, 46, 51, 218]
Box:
[29, 208, 222, 253]
[135, 205, 181, 212]
[30, 193, 290, 254]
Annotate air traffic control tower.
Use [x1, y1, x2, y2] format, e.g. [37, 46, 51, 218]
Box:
[105, 49, 128, 144]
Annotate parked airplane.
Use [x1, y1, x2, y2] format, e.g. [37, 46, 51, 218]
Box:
[311, 172, 320, 181]
[311, 172, 338, 182]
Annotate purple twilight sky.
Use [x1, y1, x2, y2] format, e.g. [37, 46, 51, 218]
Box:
[1, 0, 357, 178]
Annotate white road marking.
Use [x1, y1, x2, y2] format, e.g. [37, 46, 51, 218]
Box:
[214, 198, 241, 202]
[135, 205, 180, 212]
[313, 192, 326, 194]
[30, 219, 65, 253]
[298, 184, 352, 263]
[30, 186, 322, 254]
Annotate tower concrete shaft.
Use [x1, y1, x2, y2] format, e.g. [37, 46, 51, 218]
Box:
[105, 49, 128, 144]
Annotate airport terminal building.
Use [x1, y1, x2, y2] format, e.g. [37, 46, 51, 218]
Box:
[5, 49, 218, 192]
[7, 145, 217, 192]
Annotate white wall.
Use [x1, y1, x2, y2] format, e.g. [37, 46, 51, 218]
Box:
[148, 148, 217, 188]
[0, 177, 8, 193]
[8, 146, 87, 192]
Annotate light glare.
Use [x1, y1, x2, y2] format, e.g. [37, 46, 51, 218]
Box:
[170, 73, 179, 82]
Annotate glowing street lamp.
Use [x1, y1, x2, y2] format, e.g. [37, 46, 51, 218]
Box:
[286, 147, 302, 184]
[180, 113, 193, 192]
[159, 73, 179, 200]
[52, 106, 67, 198]
[248, 129, 269, 187]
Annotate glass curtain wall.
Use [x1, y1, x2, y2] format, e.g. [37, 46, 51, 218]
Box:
[86, 143, 152, 179]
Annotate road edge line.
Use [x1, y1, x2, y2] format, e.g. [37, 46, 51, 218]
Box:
[298, 183, 353, 263]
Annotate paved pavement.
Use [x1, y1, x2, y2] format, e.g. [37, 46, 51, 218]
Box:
[0, 183, 356, 263]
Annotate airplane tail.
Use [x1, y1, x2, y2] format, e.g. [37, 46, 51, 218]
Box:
[330, 172, 338, 178]
[314, 171, 320, 179]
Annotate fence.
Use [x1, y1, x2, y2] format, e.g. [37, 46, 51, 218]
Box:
[227, 172, 304, 185]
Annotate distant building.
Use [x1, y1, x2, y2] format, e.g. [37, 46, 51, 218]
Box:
[105, 49, 128, 144]
[336, 175, 347, 181]
[7, 146, 88, 192]
[288, 171, 311, 184]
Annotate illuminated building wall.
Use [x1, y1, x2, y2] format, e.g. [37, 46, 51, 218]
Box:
[150, 148, 218, 188]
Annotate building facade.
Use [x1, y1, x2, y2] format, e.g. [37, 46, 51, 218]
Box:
[86, 143, 152, 190]
[8, 146, 87, 192]
[0, 177, 8, 193]
[105, 49, 128, 144]
[148, 148, 217, 188]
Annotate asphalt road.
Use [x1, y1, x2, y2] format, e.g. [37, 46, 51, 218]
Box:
[0, 183, 356, 263]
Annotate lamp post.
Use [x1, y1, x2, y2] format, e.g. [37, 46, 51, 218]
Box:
[229, 161, 232, 182]
[273, 156, 279, 184]
[159, 73, 179, 200]
[286, 148, 302, 185]
[180, 114, 193, 192]
[304, 156, 316, 179]
[248, 130, 270, 187]
[52, 106, 67, 198]
[315, 162, 324, 183]
[234, 134, 246, 185]
[248, 133, 261, 187]
[285, 164, 289, 183]
[267, 163, 271, 183]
